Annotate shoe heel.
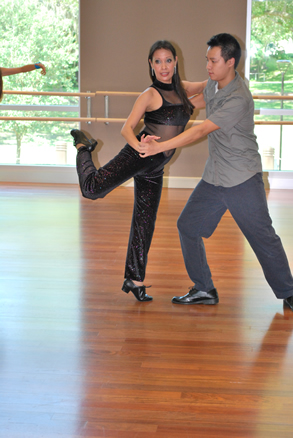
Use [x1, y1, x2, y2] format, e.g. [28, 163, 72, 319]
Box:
[205, 299, 219, 305]
[122, 285, 130, 294]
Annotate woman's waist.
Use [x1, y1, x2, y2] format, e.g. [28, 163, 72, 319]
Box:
[139, 124, 186, 142]
[137, 129, 176, 159]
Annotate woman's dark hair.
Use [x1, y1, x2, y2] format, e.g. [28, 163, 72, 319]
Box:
[148, 40, 194, 115]
[207, 33, 241, 69]
[0, 68, 3, 102]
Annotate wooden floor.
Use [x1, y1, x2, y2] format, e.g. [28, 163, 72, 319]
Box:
[1, 182, 293, 438]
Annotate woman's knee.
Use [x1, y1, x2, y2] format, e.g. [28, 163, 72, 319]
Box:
[80, 185, 107, 200]
[81, 190, 99, 200]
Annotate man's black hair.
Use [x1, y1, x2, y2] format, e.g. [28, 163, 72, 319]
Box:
[207, 33, 241, 69]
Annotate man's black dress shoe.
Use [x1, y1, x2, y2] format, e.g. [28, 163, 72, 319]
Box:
[172, 286, 219, 305]
[284, 295, 293, 311]
[70, 129, 98, 152]
[122, 279, 153, 302]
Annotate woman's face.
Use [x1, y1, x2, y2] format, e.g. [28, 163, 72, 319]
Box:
[150, 49, 177, 83]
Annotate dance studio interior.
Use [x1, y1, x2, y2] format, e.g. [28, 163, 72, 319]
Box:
[1, 0, 293, 437]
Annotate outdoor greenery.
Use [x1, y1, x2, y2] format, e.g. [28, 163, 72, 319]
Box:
[249, 0, 293, 171]
[0, 0, 79, 164]
[0, 0, 292, 167]
[250, 81, 293, 121]
[250, 0, 293, 91]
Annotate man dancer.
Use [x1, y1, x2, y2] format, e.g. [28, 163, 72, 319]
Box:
[138, 33, 293, 311]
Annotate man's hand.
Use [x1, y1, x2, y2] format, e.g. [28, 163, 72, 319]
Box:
[138, 134, 161, 158]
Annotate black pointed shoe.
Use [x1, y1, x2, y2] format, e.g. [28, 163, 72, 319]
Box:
[284, 295, 293, 311]
[172, 286, 219, 305]
[70, 129, 98, 152]
[122, 279, 153, 302]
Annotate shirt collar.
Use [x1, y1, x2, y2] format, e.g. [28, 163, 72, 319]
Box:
[208, 71, 240, 100]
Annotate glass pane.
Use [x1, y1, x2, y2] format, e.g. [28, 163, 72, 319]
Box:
[0, 120, 79, 165]
[0, 0, 79, 166]
[249, 0, 293, 170]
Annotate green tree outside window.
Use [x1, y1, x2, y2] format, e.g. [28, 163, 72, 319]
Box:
[0, 0, 79, 164]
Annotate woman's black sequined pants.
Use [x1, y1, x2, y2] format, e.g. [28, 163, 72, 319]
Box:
[76, 140, 174, 282]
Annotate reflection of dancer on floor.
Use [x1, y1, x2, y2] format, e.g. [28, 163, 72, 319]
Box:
[71, 40, 205, 302]
[0, 62, 46, 101]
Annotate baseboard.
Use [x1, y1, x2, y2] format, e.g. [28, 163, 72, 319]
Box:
[0, 166, 202, 188]
[262, 171, 293, 190]
[122, 176, 201, 189]
[0, 165, 79, 184]
[1, 166, 293, 190]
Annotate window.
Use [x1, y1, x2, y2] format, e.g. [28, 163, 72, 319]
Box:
[0, 0, 79, 167]
[248, 0, 293, 171]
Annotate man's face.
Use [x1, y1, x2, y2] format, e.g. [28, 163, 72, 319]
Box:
[206, 46, 234, 83]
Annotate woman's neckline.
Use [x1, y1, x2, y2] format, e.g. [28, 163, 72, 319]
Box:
[153, 79, 174, 91]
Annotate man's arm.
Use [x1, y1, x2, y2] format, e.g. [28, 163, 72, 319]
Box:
[138, 119, 219, 157]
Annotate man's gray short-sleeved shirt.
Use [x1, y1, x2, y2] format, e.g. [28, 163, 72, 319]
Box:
[202, 72, 262, 187]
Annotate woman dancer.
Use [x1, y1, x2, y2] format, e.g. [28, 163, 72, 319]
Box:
[0, 62, 46, 101]
[71, 40, 205, 302]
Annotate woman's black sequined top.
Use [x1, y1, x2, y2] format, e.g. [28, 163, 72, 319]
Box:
[143, 79, 190, 156]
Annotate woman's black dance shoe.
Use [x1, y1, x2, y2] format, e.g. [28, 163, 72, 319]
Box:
[122, 279, 153, 302]
[70, 129, 98, 152]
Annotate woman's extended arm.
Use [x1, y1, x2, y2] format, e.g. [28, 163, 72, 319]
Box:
[121, 87, 160, 152]
[189, 92, 206, 109]
[1, 62, 46, 76]
[182, 79, 207, 98]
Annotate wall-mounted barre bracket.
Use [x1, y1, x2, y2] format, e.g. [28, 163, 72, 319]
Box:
[104, 95, 109, 125]
[86, 91, 92, 124]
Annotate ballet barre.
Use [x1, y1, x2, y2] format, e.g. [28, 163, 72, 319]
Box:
[1, 90, 292, 126]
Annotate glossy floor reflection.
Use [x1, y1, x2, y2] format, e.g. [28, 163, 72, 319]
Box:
[0, 183, 293, 437]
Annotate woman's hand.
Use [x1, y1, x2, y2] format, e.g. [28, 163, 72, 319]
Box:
[140, 134, 160, 143]
[35, 62, 46, 75]
[138, 134, 161, 157]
